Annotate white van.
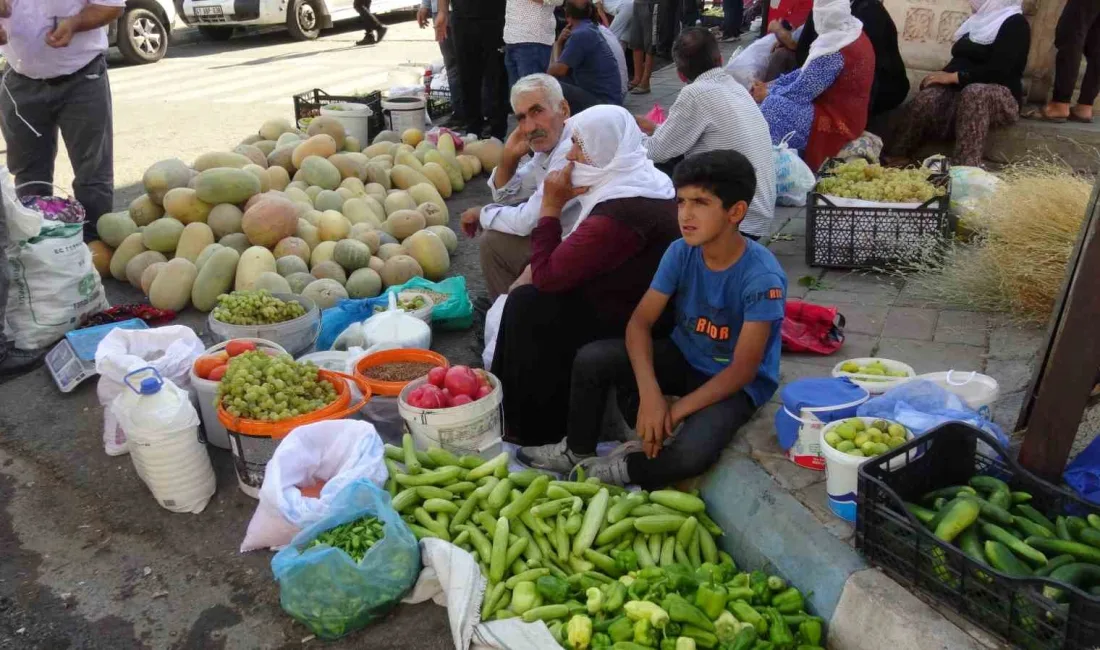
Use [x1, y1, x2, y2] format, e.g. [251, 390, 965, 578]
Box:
[181, 0, 417, 41]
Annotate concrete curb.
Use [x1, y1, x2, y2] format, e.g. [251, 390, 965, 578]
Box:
[699, 453, 991, 649]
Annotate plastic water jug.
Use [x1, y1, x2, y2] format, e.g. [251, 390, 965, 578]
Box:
[111, 367, 216, 514]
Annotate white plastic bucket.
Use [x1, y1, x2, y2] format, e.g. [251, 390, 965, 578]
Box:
[190, 338, 288, 450]
[916, 371, 1000, 419]
[382, 96, 427, 135]
[397, 373, 503, 457]
[820, 416, 914, 522]
[320, 102, 372, 150]
[831, 357, 916, 395]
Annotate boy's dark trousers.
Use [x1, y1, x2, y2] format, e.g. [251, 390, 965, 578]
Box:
[566, 338, 757, 489]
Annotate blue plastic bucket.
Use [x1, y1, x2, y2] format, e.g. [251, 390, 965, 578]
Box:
[774, 378, 869, 471]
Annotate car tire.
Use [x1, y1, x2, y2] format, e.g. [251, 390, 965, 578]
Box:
[199, 26, 235, 41]
[287, 0, 322, 41]
[116, 7, 168, 64]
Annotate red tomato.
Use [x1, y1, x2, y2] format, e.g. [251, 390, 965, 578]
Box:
[451, 394, 473, 407]
[194, 353, 228, 379]
[427, 366, 447, 388]
[476, 384, 493, 400]
[475, 369, 492, 387]
[444, 366, 480, 399]
[408, 384, 447, 409]
[207, 364, 228, 381]
[225, 340, 257, 357]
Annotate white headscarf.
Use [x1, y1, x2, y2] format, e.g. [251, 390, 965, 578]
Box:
[954, 0, 1022, 45]
[803, 0, 865, 68]
[560, 105, 675, 237]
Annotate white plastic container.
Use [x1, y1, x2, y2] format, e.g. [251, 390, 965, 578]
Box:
[111, 367, 215, 514]
[820, 416, 915, 522]
[382, 96, 427, 134]
[191, 338, 288, 450]
[320, 102, 372, 149]
[915, 370, 1000, 419]
[397, 373, 503, 457]
[207, 292, 320, 356]
[831, 357, 916, 395]
[377, 291, 434, 323]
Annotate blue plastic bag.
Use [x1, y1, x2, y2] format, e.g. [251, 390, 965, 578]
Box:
[316, 297, 386, 351]
[271, 480, 421, 639]
[385, 276, 473, 331]
[857, 380, 1009, 448]
[1065, 434, 1100, 505]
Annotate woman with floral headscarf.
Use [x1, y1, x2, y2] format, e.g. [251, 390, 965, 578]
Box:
[754, 0, 876, 170]
[886, 0, 1029, 167]
[491, 105, 682, 446]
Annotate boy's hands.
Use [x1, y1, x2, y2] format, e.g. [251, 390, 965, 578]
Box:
[636, 391, 671, 458]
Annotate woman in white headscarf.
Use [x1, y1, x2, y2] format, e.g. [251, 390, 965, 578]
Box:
[753, 0, 876, 169]
[491, 105, 682, 446]
[886, 0, 1029, 166]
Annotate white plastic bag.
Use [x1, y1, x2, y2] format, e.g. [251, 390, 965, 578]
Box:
[4, 222, 109, 349]
[240, 419, 387, 552]
[111, 372, 214, 514]
[949, 166, 1000, 217]
[725, 34, 776, 90]
[361, 292, 431, 354]
[94, 325, 205, 456]
[1, 167, 43, 242]
[481, 295, 508, 369]
[774, 134, 816, 207]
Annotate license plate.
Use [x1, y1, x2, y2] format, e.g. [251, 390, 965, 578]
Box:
[194, 6, 224, 17]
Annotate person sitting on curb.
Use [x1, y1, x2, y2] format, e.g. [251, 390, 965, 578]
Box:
[635, 27, 776, 241]
[549, 0, 625, 109]
[518, 150, 787, 487]
[459, 74, 576, 301]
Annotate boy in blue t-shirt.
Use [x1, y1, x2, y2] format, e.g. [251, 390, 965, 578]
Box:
[518, 150, 786, 487]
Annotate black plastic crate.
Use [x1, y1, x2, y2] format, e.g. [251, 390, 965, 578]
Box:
[857, 422, 1100, 650]
[805, 158, 954, 270]
[292, 89, 384, 137]
[426, 87, 452, 121]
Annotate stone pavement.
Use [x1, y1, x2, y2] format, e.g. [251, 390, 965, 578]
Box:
[622, 41, 1048, 545]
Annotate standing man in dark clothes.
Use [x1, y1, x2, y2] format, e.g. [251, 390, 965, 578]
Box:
[353, 0, 387, 45]
[656, 0, 680, 58]
[419, 0, 466, 128]
[793, 0, 908, 115]
[436, 0, 510, 139]
[1035, 0, 1100, 123]
[722, 0, 744, 41]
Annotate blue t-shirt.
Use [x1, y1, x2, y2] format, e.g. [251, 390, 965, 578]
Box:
[559, 22, 623, 105]
[651, 239, 787, 407]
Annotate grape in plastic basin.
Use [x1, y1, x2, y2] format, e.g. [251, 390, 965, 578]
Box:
[208, 292, 320, 357]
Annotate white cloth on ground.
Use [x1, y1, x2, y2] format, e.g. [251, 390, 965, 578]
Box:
[479, 123, 581, 237]
[802, 0, 863, 67]
[565, 104, 676, 237]
[642, 67, 777, 237]
[953, 0, 1022, 45]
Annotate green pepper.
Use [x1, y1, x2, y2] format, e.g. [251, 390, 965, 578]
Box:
[611, 643, 658, 650]
[728, 601, 767, 635]
[613, 549, 640, 573]
[798, 618, 823, 646]
[694, 562, 722, 585]
[770, 588, 804, 615]
[693, 583, 728, 620]
[512, 581, 540, 615]
[661, 639, 680, 650]
[588, 587, 605, 615]
[766, 576, 786, 592]
[729, 572, 750, 589]
[726, 587, 755, 602]
[634, 618, 659, 647]
[765, 608, 794, 649]
[628, 577, 651, 601]
[749, 572, 769, 605]
[592, 632, 613, 650]
[663, 594, 715, 632]
[715, 611, 740, 643]
[728, 626, 758, 650]
[604, 581, 628, 613]
[596, 615, 624, 634]
[537, 575, 571, 604]
[680, 624, 718, 649]
[609, 615, 636, 642]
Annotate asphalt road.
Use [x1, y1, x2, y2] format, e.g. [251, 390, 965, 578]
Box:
[0, 14, 491, 650]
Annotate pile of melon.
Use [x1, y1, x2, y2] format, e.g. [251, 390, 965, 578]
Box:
[89, 116, 505, 313]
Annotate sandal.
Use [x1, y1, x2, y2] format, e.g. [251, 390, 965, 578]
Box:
[629, 86, 651, 95]
[1069, 112, 1094, 124]
[1021, 105, 1067, 123]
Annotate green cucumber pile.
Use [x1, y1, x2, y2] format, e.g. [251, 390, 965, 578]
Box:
[905, 475, 1100, 601]
[384, 436, 823, 650]
[308, 515, 385, 563]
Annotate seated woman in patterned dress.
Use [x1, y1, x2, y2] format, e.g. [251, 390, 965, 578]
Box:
[750, 0, 875, 171]
[885, 0, 1029, 167]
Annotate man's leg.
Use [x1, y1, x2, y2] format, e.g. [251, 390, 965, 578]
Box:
[479, 230, 532, 300]
[504, 44, 522, 89]
[0, 72, 60, 203]
[55, 56, 115, 233]
[722, 0, 743, 38]
[439, 26, 466, 125]
[483, 20, 510, 139]
[519, 43, 552, 78]
[559, 81, 604, 112]
[1076, 13, 1100, 118]
[451, 16, 485, 135]
[1052, 0, 1092, 108]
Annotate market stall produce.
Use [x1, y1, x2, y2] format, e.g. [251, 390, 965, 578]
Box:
[379, 439, 825, 649]
[90, 117, 504, 314]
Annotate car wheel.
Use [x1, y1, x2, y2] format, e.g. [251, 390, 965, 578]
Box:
[199, 26, 235, 41]
[116, 8, 168, 64]
[287, 0, 321, 41]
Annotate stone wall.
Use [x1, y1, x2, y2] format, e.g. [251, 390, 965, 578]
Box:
[883, 0, 973, 72]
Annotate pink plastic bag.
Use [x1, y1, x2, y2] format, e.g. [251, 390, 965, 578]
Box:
[645, 104, 667, 125]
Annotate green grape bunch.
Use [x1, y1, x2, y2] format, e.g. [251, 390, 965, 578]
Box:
[816, 159, 945, 203]
[216, 350, 339, 422]
[211, 290, 307, 326]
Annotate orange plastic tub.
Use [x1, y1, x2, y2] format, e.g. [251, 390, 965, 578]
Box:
[354, 348, 449, 398]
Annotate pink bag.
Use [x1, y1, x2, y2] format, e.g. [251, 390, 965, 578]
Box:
[645, 104, 667, 125]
